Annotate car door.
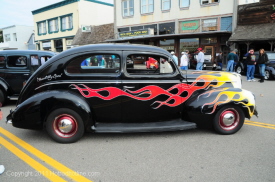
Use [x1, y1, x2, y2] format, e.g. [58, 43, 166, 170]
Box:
[66, 51, 123, 123]
[121, 51, 183, 123]
[4, 53, 31, 94]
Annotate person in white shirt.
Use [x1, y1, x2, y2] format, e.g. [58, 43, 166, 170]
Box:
[196, 48, 204, 70]
[171, 51, 178, 66]
[180, 50, 189, 70]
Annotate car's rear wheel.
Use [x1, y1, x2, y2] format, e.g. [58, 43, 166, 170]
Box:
[46, 108, 85, 143]
[0, 89, 6, 106]
[213, 105, 244, 135]
[235, 66, 242, 74]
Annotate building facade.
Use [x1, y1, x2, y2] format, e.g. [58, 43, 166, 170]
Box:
[32, 0, 114, 52]
[111, 0, 238, 64]
[0, 25, 34, 50]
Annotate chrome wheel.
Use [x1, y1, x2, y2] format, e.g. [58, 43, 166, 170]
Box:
[236, 66, 242, 74]
[53, 114, 78, 138]
[218, 109, 239, 131]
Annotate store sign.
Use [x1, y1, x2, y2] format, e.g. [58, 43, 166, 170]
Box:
[119, 29, 153, 39]
[42, 42, 51, 48]
[181, 20, 199, 30]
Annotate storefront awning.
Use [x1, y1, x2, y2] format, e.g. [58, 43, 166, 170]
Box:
[229, 23, 275, 42]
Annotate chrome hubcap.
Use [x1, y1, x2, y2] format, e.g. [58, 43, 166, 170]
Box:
[219, 109, 239, 131]
[58, 117, 74, 133]
[53, 114, 77, 138]
[222, 113, 235, 126]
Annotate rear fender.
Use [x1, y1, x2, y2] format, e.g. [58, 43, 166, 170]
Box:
[11, 90, 92, 130]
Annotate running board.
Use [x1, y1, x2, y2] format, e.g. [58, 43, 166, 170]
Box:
[92, 119, 196, 133]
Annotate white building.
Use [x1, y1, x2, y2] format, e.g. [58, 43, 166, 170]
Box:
[32, 0, 114, 52]
[0, 25, 34, 50]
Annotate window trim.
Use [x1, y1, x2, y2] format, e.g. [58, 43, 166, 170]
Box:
[60, 13, 73, 32]
[161, 0, 171, 11]
[37, 21, 47, 36]
[140, 0, 154, 15]
[48, 17, 59, 34]
[6, 55, 28, 69]
[122, 0, 134, 17]
[200, 0, 219, 5]
[179, 0, 190, 9]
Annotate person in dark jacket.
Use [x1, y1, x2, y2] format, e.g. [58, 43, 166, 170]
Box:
[226, 50, 235, 72]
[246, 49, 256, 81]
[257, 48, 269, 83]
[216, 52, 223, 71]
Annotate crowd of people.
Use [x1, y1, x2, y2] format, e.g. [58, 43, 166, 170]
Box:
[170, 47, 269, 83]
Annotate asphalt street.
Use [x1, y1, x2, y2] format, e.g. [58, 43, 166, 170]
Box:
[0, 75, 274, 182]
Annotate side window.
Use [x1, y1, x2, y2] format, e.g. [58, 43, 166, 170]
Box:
[41, 56, 52, 65]
[7, 56, 27, 68]
[30, 55, 40, 72]
[126, 54, 174, 75]
[66, 54, 121, 74]
[0, 56, 5, 68]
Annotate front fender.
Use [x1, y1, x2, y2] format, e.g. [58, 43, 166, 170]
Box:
[9, 90, 92, 130]
[185, 87, 256, 119]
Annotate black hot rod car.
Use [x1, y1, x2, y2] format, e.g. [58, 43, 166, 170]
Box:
[6, 44, 258, 143]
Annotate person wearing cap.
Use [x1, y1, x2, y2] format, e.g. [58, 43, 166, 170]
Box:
[196, 48, 204, 70]
[180, 50, 189, 71]
[171, 51, 178, 66]
[226, 50, 236, 72]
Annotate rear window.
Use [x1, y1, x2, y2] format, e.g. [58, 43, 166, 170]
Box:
[66, 54, 121, 75]
[7, 56, 27, 68]
[0, 56, 5, 68]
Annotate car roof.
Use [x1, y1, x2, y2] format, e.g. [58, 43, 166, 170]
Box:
[0, 50, 56, 55]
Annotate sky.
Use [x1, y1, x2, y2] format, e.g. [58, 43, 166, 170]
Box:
[0, 0, 114, 29]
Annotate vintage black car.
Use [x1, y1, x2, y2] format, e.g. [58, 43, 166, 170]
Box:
[6, 44, 258, 143]
[0, 50, 56, 105]
[235, 51, 275, 80]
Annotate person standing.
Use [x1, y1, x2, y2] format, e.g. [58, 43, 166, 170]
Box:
[180, 50, 189, 71]
[246, 49, 257, 81]
[171, 51, 178, 66]
[196, 48, 204, 70]
[226, 50, 235, 72]
[257, 49, 269, 83]
[216, 52, 223, 71]
[233, 49, 239, 71]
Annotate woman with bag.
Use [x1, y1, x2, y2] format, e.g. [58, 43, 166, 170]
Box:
[257, 49, 269, 83]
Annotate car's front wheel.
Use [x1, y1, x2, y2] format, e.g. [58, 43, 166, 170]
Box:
[265, 70, 272, 80]
[46, 108, 85, 143]
[235, 66, 242, 74]
[213, 105, 245, 135]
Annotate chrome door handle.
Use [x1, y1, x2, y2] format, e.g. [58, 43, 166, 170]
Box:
[123, 86, 135, 89]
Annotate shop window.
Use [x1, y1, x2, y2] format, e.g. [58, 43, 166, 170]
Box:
[4, 34, 10, 42]
[180, 38, 199, 53]
[37, 21, 47, 35]
[141, 0, 154, 14]
[201, 37, 217, 44]
[66, 54, 121, 75]
[126, 54, 174, 75]
[159, 22, 175, 35]
[201, 0, 219, 4]
[48, 18, 59, 33]
[221, 17, 232, 31]
[122, 0, 134, 17]
[118, 27, 130, 32]
[0, 56, 5, 68]
[7, 56, 27, 68]
[131, 26, 144, 30]
[180, 0, 190, 8]
[162, 0, 171, 11]
[202, 19, 217, 32]
[160, 39, 175, 51]
[144, 24, 157, 35]
[60, 14, 73, 31]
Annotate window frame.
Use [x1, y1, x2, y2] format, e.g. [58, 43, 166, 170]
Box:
[37, 21, 47, 36]
[60, 14, 73, 32]
[4, 34, 11, 42]
[140, 0, 154, 15]
[48, 17, 59, 34]
[201, 0, 219, 5]
[162, 0, 171, 11]
[122, 0, 134, 17]
[179, 0, 190, 8]
[6, 55, 28, 69]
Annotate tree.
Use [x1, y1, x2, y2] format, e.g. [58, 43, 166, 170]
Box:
[0, 30, 3, 42]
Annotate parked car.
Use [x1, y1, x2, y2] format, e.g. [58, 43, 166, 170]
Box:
[5, 44, 258, 143]
[0, 50, 56, 105]
[235, 51, 275, 80]
[190, 53, 216, 70]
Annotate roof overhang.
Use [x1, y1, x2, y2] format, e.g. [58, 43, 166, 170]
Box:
[229, 23, 275, 42]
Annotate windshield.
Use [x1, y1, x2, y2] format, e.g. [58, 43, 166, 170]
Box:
[267, 53, 275, 60]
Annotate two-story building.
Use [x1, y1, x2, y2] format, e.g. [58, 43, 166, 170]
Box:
[110, 0, 237, 63]
[0, 25, 34, 50]
[32, 0, 114, 52]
